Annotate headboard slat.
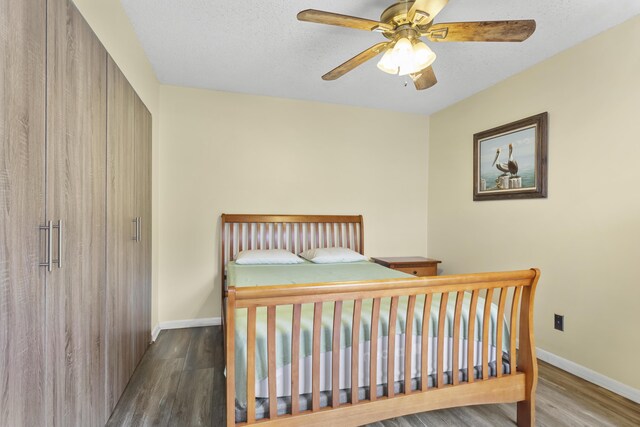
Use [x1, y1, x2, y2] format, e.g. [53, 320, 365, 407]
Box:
[325, 223, 329, 248]
[265, 224, 270, 250]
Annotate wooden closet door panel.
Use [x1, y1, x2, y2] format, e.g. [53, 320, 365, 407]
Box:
[45, 0, 107, 425]
[106, 56, 136, 412]
[133, 96, 152, 367]
[0, 1, 47, 426]
[142, 106, 152, 359]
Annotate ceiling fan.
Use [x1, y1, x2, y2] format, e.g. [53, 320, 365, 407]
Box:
[297, 0, 536, 90]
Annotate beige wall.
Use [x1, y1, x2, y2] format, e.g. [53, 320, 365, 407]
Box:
[428, 16, 640, 390]
[158, 85, 429, 322]
[72, 0, 161, 328]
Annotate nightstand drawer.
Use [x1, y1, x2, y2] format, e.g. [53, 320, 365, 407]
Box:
[396, 266, 437, 277]
[371, 256, 441, 277]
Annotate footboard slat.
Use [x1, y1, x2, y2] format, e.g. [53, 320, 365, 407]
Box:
[247, 307, 256, 423]
[387, 297, 399, 398]
[467, 290, 479, 384]
[332, 301, 343, 408]
[436, 292, 449, 388]
[421, 294, 433, 391]
[291, 304, 301, 415]
[312, 302, 323, 412]
[369, 298, 381, 401]
[496, 288, 508, 377]
[351, 299, 362, 404]
[451, 291, 464, 386]
[267, 306, 277, 419]
[404, 295, 416, 394]
[510, 286, 522, 376]
[225, 290, 236, 427]
[482, 289, 494, 380]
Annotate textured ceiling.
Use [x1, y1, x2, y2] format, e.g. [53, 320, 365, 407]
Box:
[121, 0, 640, 115]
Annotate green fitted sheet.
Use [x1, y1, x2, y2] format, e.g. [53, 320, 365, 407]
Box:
[227, 260, 414, 287]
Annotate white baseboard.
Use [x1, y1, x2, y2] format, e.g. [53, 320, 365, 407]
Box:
[535, 347, 640, 404]
[151, 324, 161, 342]
[150, 317, 222, 342]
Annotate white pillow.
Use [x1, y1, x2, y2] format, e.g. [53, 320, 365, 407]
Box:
[299, 247, 368, 264]
[235, 249, 304, 265]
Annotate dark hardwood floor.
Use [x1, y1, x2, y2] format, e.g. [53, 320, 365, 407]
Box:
[107, 326, 640, 426]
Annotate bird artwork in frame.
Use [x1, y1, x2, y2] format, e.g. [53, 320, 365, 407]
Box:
[473, 112, 548, 200]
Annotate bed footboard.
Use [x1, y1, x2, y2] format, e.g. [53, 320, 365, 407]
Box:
[224, 269, 540, 427]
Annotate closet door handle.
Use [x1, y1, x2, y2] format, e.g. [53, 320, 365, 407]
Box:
[132, 218, 138, 241]
[39, 220, 53, 272]
[137, 217, 142, 242]
[53, 220, 62, 268]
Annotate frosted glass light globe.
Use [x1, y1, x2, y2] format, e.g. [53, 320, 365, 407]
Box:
[412, 41, 437, 70]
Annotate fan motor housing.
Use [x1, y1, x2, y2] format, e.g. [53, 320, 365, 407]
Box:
[380, 2, 432, 39]
[380, 2, 411, 25]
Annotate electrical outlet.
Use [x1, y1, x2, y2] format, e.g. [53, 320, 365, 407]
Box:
[554, 314, 564, 331]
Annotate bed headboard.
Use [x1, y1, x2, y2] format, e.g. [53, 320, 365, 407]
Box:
[220, 214, 364, 288]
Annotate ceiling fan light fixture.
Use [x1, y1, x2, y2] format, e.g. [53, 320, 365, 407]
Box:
[377, 37, 436, 76]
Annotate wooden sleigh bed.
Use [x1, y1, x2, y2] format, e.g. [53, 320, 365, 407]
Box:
[221, 214, 539, 427]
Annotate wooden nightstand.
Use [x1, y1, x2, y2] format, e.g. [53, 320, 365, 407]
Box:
[371, 256, 441, 277]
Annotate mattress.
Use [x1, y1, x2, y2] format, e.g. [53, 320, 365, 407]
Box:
[228, 259, 410, 288]
[228, 261, 509, 419]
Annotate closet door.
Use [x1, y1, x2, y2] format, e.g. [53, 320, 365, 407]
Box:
[45, 0, 108, 425]
[0, 1, 47, 426]
[106, 55, 136, 412]
[133, 95, 152, 367]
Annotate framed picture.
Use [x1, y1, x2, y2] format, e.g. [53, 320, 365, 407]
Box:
[473, 112, 548, 201]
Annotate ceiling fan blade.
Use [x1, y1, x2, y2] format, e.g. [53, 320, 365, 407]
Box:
[297, 9, 394, 32]
[410, 66, 437, 90]
[407, 0, 449, 25]
[322, 42, 391, 81]
[425, 20, 536, 42]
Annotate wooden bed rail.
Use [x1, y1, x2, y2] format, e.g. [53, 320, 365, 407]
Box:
[225, 269, 540, 427]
